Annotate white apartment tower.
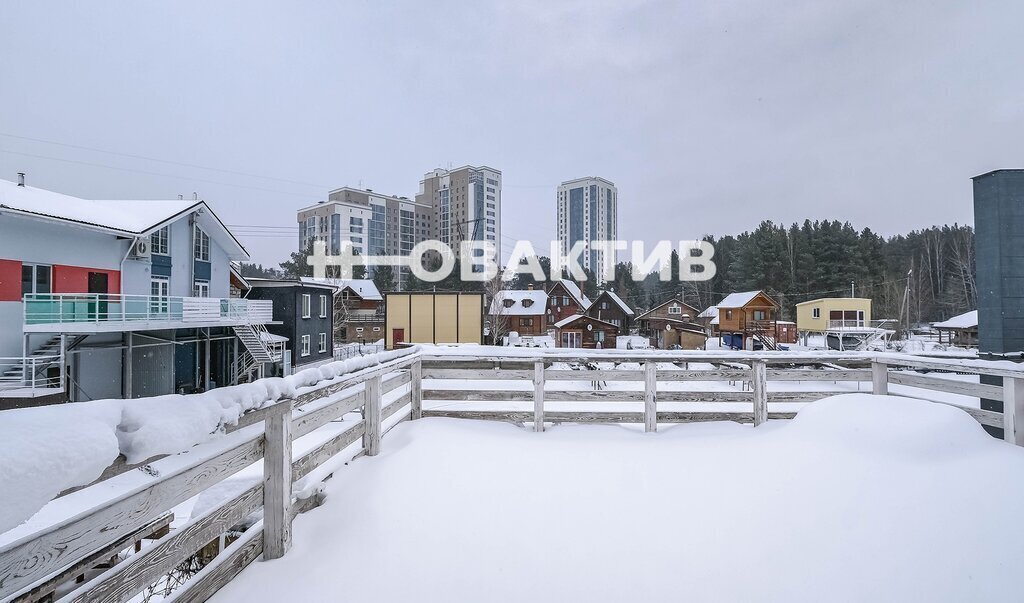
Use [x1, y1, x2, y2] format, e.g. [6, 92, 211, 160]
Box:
[557, 177, 618, 284]
[416, 165, 502, 269]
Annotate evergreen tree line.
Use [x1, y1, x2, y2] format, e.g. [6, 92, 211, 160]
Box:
[242, 220, 976, 324]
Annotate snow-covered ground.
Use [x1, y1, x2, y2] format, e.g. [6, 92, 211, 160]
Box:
[211, 395, 1024, 602]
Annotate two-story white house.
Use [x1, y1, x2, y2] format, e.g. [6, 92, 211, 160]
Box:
[0, 176, 280, 406]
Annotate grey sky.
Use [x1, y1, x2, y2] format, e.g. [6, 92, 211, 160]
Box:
[1, 1, 1021, 266]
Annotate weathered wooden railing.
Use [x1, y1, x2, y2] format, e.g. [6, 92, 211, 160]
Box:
[1, 347, 1022, 603]
[0, 348, 423, 603]
[417, 350, 1024, 446]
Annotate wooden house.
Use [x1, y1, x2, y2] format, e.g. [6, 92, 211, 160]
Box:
[716, 291, 781, 350]
[635, 297, 707, 349]
[585, 290, 634, 334]
[553, 314, 618, 349]
[489, 287, 549, 337]
[545, 280, 591, 327]
[302, 278, 384, 344]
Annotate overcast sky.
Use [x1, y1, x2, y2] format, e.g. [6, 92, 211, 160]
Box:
[1, 1, 1021, 266]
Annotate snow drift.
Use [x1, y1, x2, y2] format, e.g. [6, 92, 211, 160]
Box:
[0, 348, 413, 534]
[212, 394, 1024, 603]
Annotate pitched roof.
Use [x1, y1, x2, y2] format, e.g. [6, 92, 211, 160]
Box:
[717, 290, 776, 309]
[933, 310, 978, 329]
[490, 289, 549, 316]
[553, 279, 591, 309]
[635, 297, 698, 321]
[0, 179, 249, 259]
[553, 313, 618, 329]
[697, 306, 719, 319]
[599, 290, 634, 315]
[301, 278, 383, 301]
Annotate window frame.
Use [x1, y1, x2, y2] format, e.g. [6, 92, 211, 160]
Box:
[193, 280, 210, 298]
[301, 294, 311, 318]
[319, 294, 328, 318]
[318, 332, 327, 353]
[151, 226, 170, 255]
[300, 334, 311, 357]
[193, 225, 210, 261]
[21, 264, 52, 296]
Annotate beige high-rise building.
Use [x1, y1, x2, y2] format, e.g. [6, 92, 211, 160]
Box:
[416, 165, 501, 268]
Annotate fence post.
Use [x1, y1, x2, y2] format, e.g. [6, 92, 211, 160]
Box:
[411, 359, 423, 420]
[534, 361, 545, 432]
[871, 361, 888, 395]
[1003, 376, 1024, 446]
[751, 360, 767, 426]
[263, 400, 293, 560]
[363, 375, 382, 456]
[644, 361, 657, 432]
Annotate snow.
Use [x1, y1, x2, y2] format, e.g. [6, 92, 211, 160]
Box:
[552, 313, 583, 328]
[556, 279, 591, 308]
[0, 348, 415, 534]
[0, 178, 199, 235]
[616, 335, 650, 349]
[599, 290, 634, 315]
[933, 310, 978, 329]
[489, 289, 548, 315]
[697, 306, 719, 319]
[211, 395, 1024, 602]
[0, 401, 122, 534]
[715, 290, 764, 308]
[301, 277, 382, 301]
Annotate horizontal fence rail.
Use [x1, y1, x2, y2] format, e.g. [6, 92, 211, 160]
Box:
[1, 347, 1022, 603]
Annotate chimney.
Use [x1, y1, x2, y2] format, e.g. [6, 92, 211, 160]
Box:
[192, 192, 198, 200]
[178, 194, 183, 200]
[527, 283, 534, 291]
[17, 173, 25, 187]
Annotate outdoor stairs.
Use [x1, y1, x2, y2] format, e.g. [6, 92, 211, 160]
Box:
[1, 335, 83, 384]
[752, 328, 778, 351]
[232, 324, 278, 363]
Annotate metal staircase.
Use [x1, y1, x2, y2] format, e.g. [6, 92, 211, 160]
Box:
[232, 324, 279, 363]
[1, 335, 84, 390]
[749, 323, 778, 351]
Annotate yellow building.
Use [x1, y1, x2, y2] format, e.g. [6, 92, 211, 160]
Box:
[795, 297, 873, 332]
[384, 292, 484, 348]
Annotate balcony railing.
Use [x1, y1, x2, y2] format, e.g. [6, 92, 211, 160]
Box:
[23, 293, 273, 328]
[826, 319, 897, 331]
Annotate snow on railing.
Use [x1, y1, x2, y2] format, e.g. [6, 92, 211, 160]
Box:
[1, 347, 1022, 602]
[22, 293, 273, 327]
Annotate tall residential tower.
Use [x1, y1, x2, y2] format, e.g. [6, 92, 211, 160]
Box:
[557, 177, 618, 284]
[416, 166, 502, 268]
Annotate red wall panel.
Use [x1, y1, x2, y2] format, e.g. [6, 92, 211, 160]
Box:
[0, 259, 22, 301]
[52, 265, 121, 294]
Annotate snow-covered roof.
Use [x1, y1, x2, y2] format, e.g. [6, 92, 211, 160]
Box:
[301, 278, 383, 301]
[250, 277, 337, 292]
[259, 331, 289, 343]
[635, 297, 696, 321]
[0, 179, 249, 259]
[933, 310, 978, 329]
[490, 289, 549, 316]
[556, 280, 592, 309]
[599, 290, 634, 315]
[553, 313, 583, 329]
[717, 291, 774, 309]
[710, 315, 720, 325]
[698, 306, 719, 319]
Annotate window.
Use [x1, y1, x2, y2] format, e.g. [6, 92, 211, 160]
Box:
[151, 277, 170, 313]
[668, 305, 682, 315]
[151, 226, 170, 255]
[21, 264, 51, 296]
[562, 296, 569, 306]
[753, 310, 767, 321]
[318, 332, 327, 353]
[319, 294, 328, 318]
[595, 331, 606, 343]
[503, 299, 515, 308]
[812, 308, 821, 319]
[301, 335, 310, 357]
[193, 280, 210, 297]
[301, 294, 311, 318]
[194, 225, 210, 261]
[522, 299, 534, 308]
[520, 318, 534, 327]
[725, 310, 733, 320]
[601, 301, 608, 309]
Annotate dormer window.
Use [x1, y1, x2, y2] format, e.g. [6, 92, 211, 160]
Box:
[522, 299, 534, 308]
[503, 299, 515, 308]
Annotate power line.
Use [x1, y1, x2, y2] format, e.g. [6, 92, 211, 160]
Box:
[0, 131, 329, 189]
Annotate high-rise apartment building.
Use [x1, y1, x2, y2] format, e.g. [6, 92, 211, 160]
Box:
[297, 187, 433, 284]
[416, 166, 502, 268]
[557, 177, 618, 284]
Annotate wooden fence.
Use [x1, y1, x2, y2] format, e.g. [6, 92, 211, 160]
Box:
[0, 348, 1021, 602]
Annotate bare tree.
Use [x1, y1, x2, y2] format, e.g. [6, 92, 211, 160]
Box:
[483, 274, 511, 345]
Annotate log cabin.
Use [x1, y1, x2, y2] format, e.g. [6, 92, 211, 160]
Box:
[716, 290, 781, 350]
[545, 279, 591, 326]
[634, 297, 707, 349]
[553, 314, 619, 349]
[585, 290, 634, 334]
